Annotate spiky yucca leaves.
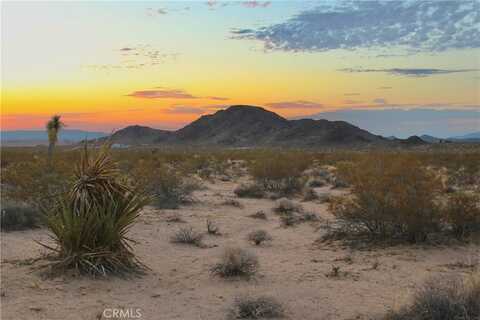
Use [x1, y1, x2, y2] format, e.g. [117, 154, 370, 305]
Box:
[69, 144, 130, 212]
[42, 143, 149, 276]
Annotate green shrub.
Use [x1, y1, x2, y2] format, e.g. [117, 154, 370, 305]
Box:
[41, 144, 149, 276]
[1, 204, 42, 231]
[234, 183, 265, 198]
[132, 164, 197, 209]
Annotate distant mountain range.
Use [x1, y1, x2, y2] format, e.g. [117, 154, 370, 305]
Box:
[3, 107, 477, 148]
[1, 129, 107, 146]
[419, 132, 480, 143]
[98, 105, 428, 148]
[448, 132, 480, 142]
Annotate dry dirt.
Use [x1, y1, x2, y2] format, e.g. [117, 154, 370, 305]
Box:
[1, 179, 479, 320]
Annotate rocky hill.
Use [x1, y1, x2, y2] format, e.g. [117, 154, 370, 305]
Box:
[106, 105, 395, 147]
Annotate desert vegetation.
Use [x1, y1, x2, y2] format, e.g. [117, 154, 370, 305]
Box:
[40, 144, 149, 276]
[1, 145, 480, 319]
[211, 247, 259, 279]
[227, 295, 285, 319]
[382, 274, 480, 320]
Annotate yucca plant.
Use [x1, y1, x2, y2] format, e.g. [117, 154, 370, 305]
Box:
[41, 143, 149, 276]
[46, 115, 64, 168]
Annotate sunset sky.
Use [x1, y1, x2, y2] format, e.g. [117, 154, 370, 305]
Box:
[2, 1, 479, 137]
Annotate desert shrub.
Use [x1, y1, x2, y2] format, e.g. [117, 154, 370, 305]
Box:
[382, 275, 480, 320]
[443, 192, 480, 239]
[279, 210, 317, 227]
[302, 187, 318, 202]
[248, 211, 267, 220]
[211, 247, 258, 279]
[206, 219, 220, 235]
[170, 227, 204, 247]
[329, 155, 442, 242]
[132, 164, 197, 209]
[308, 178, 326, 188]
[249, 153, 310, 196]
[247, 230, 272, 245]
[317, 192, 331, 204]
[1, 204, 42, 231]
[273, 198, 303, 214]
[234, 183, 265, 198]
[222, 199, 243, 208]
[227, 295, 285, 319]
[42, 144, 149, 276]
[1, 158, 72, 210]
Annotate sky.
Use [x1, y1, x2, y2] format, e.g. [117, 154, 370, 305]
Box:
[1, 0, 479, 138]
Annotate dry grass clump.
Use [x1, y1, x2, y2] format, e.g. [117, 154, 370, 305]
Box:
[247, 230, 272, 245]
[1, 203, 42, 231]
[330, 155, 442, 243]
[443, 192, 480, 239]
[382, 274, 480, 320]
[279, 211, 318, 227]
[248, 211, 268, 220]
[227, 295, 285, 319]
[273, 198, 317, 227]
[211, 247, 258, 279]
[42, 144, 149, 276]
[273, 198, 303, 215]
[222, 199, 243, 208]
[234, 183, 265, 198]
[170, 227, 204, 247]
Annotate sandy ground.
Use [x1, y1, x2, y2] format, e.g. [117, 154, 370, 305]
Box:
[1, 179, 479, 320]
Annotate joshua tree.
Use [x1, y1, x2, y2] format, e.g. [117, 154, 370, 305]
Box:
[46, 115, 64, 167]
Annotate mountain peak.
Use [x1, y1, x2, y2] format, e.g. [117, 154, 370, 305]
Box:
[103, 105, 395, 147]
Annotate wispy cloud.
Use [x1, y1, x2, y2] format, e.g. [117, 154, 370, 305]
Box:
[343, 100, 363, 105]
[163, 106, 206, 114]
[146, 7, 168, 16]
[265, 100, 323, 109]
[372, 98, 387, 104]
[206, 96, 229, 101]
[340, 68, 479, 77]
[207, 0, 270, 10]
[378, 86, 392, 90]
[242, 1, 271, 9]
[127, 89, 198, 99]
[344, 93, 360, 96]
[84, 45, 179, 71]
[232, 1, 480, 53]
[126, 88, 229, 100]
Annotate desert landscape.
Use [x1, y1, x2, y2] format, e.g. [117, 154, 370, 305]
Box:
[2, 1, 480, 319]
[1, 111, 480, 319]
